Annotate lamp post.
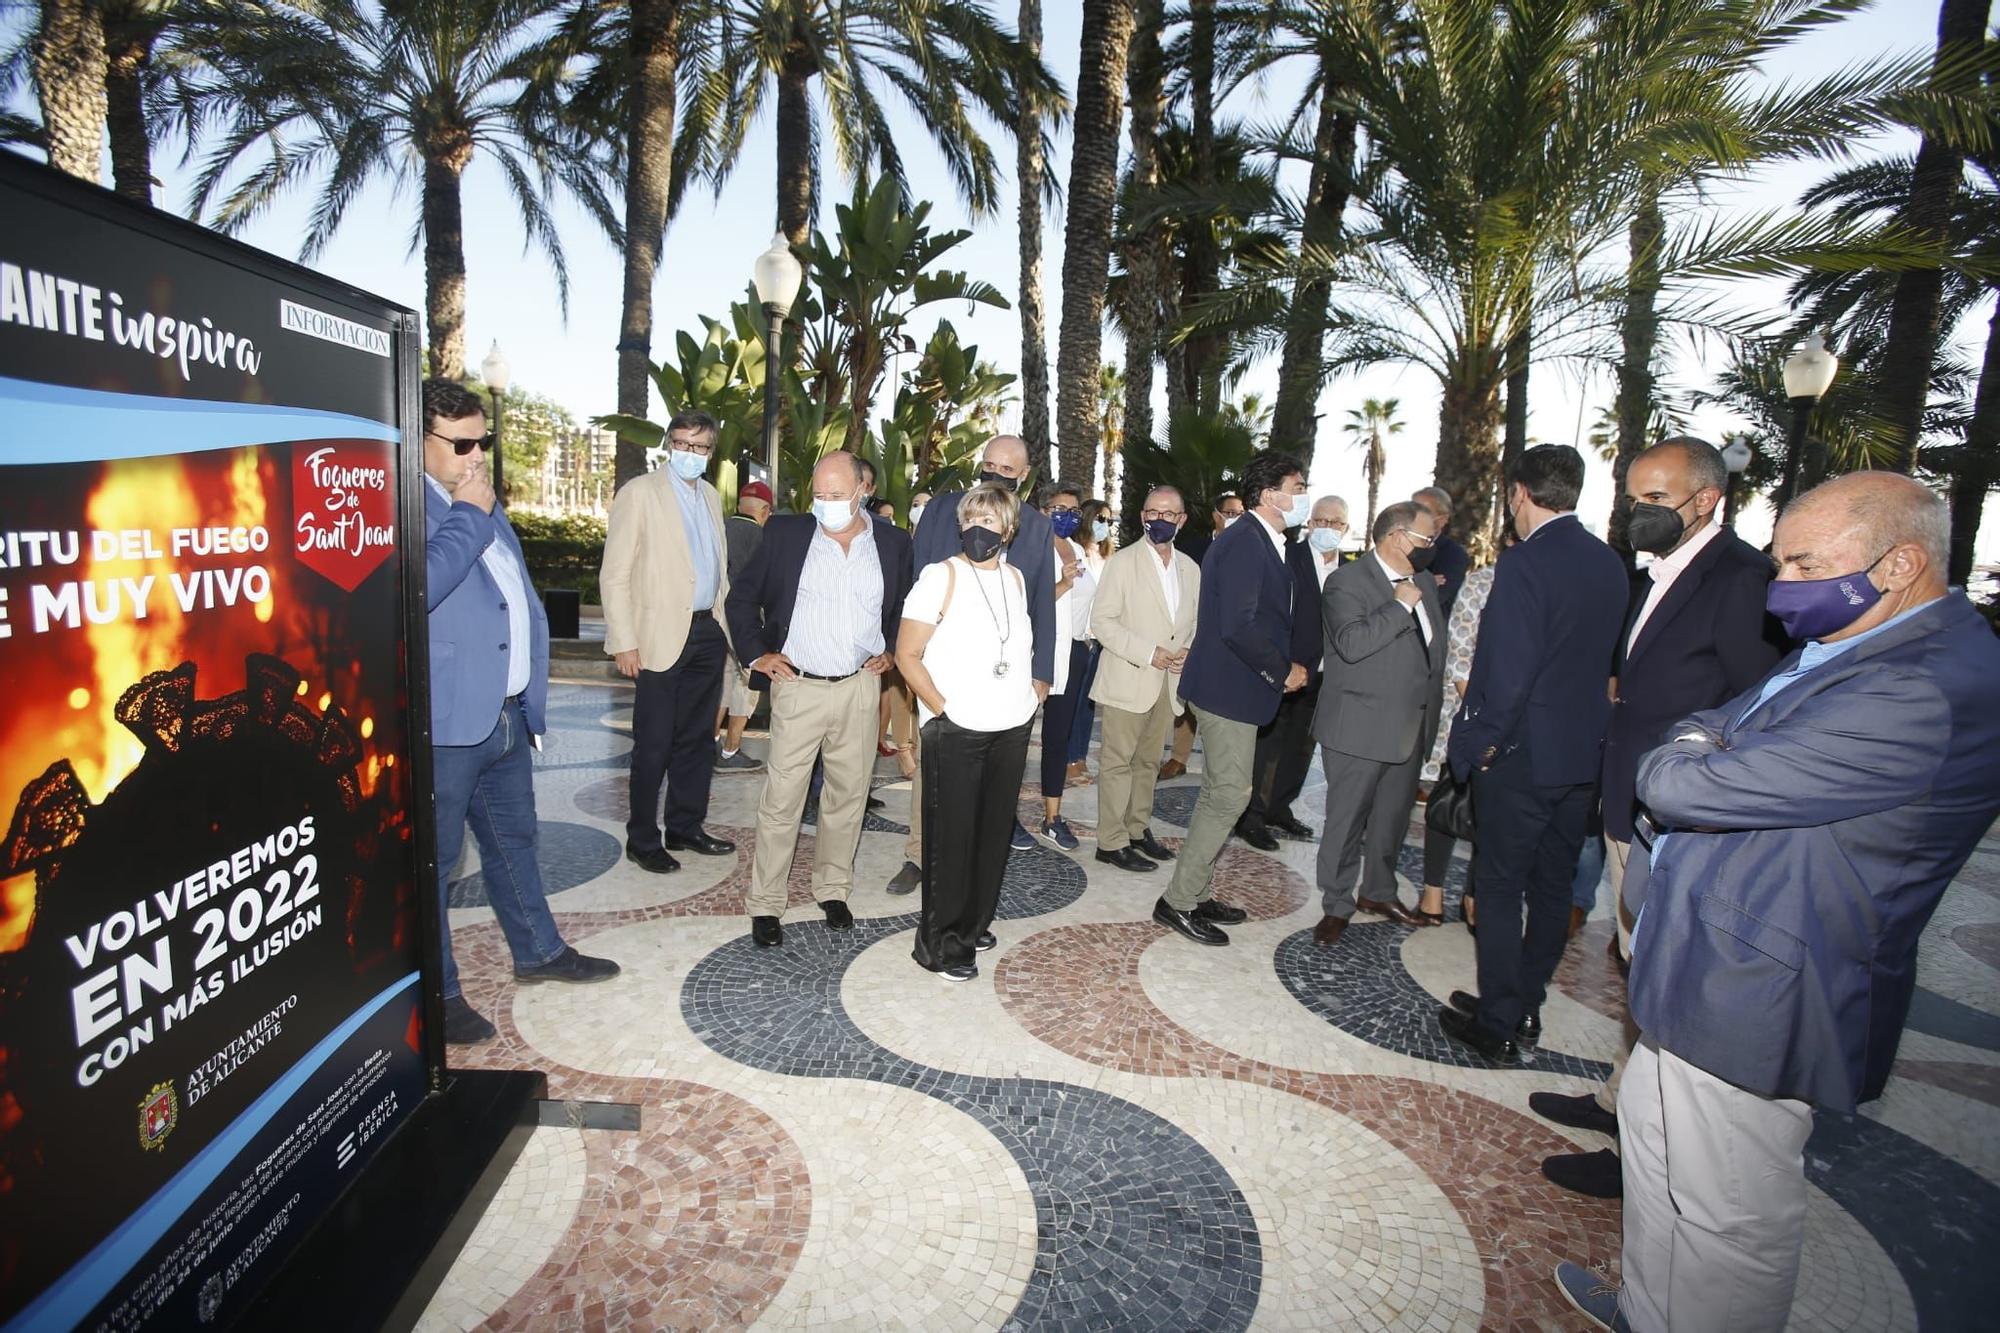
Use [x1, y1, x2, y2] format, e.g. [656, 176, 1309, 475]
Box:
[481, 340, 512, 503]
[750, 233, 805, 505]
[1720, 434, 1753, 528]
[1778, 333, 1837, 506]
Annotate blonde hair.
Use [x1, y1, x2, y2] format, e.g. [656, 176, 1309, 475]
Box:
[958, 481, 1021, 542]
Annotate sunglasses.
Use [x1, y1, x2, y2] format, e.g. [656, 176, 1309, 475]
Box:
[427, 430, 494, 456]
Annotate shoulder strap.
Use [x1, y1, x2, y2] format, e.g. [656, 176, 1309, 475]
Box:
[936, 558, 956, 622]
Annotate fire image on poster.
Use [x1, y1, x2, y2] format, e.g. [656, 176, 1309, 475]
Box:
[1, 168, 431, 1330]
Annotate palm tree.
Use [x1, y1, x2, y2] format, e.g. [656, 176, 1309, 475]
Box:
[1343, 397, 1400, 534]
[175, 0, 620, 381]
[674, 0, 1061, 246]
[1054, 0, 1136, 482]
[1097, 360, 1125, 498]
[28, 0, 107, 181]
[1015, 0, 1053, 470]
[1118, 0, 1167, 457]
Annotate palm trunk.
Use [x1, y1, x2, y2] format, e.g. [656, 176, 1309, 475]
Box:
[1184, 0, 1221, 418]
[1502, 324, 1530, 476]
[1016, 0, 1052, 475]
[1119, 0, 1166, 472]
[103, 27, 153, 202]
[1434, 353, 1504, 559]
[614, 0, 681, 491]
[31, 0, 107, 183]
[1270, 87, 1356, 466]
[1364, 433, 1382, 536]
[1948, 291, 2000, 585]
[1055, 0, 1136, 483]
[422, 154, 469, 380]
[1879, 0, 1986, 473]
[1611, 189, 1664, 552]
[775, 56, 815, 246]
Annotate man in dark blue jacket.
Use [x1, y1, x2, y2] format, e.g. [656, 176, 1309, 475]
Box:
[1553, 471, 2000, 1333]
[1158, 452, 1311, 945]
[1444, 445, 1627, 1064]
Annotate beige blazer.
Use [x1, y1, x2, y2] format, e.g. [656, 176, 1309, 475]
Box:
[600, 470, 732, 670]
[1088, 541, 1199, 716]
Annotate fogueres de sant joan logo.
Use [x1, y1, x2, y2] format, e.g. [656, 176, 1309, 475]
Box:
[292, 443, 396, 592]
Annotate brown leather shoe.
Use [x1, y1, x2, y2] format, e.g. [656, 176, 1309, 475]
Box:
[1311, 914, 1350, 947]
[1569, 905, 1588, 938]
[1357, 897, 1424, 928]
[1158, 758, 1187, 780]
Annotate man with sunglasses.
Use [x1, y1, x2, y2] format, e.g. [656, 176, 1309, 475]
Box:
[421, 379, 618, 1045]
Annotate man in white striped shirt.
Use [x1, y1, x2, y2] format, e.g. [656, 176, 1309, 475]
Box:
[724, 453, 915, 948]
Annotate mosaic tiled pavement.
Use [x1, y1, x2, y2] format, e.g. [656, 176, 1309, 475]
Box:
[419, 681, 2000, 1331]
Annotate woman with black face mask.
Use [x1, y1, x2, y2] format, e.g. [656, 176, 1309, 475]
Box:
[894, 482, 1039, 982]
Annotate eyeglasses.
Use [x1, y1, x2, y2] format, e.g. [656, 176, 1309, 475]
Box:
[1402, 529, 1435, 546]
[427, 430, 493, 456]
[1307, 519, 1348, 531]
[1141, 509, 1184, 521]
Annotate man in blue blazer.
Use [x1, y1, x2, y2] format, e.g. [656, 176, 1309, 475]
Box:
[420, 380, 616, 1045]
[1444, 445, 1627, 1063]
[1553, 472, 2000, 1333]
[1159, 451, 1312, 946]
[884, 435, 1055, 894]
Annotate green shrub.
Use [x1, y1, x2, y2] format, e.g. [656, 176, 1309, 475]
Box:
[511, 512, 605, 605]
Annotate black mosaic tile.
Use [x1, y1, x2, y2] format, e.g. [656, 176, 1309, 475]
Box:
[683, 917, 1261, 1331]
[801, 799, 910, 836]
[446, 819, 622, 908]
[1150, 786, 1199, 829]
[1902, 985, 2000, 1053]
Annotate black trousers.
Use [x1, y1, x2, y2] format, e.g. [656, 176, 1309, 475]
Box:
[915, 715, 1032, 970]
[1040, 640, 1093, 798]
[626, 613, 727, 851]
[1246, 676, 1320, 827]
[1422, 824, 1475, 897]
[1468, 747, 1593, 1040]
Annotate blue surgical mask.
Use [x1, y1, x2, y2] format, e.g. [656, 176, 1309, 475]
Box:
[1092, 519, 1112, 543]
[668, 448, 707, 481]
[1308, 527, 1343, 554]
[1050, 510, 1082, 539]
[1284, 492, 1311, 528]
[812, 497, 855, 530]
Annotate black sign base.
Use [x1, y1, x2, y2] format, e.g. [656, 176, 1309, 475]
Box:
[236, 1068, 547, 1332]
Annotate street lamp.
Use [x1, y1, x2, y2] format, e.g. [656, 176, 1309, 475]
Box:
[750, 233, 805, 504]
[481, 339, 512, 503]
[1779, 333, 1837, 506]
[1720, 434, 1753, 528]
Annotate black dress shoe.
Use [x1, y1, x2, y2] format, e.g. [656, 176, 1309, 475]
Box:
[666, 829, 736, 856]
[866, 794, 885, 811]
[1448, 990, 1540, 1043]
[443, 995, 497, 1045]
[1094, 846, 1158, 872]
[821, 900, 854, 930]
[1153, 898, 1230, 945]
[1269, 813, 1316, 840]
[751, 915, 783, 947]
[1542, 1148, 1624, 1199]
[1529, 1091, 1619, 1137]
[1439, 1004, 1520, 1065]
[975, 931, 997, 953]
[1134, 829, 1176, 861]
[1233, 819, 1280, 851]
[515, 946, 621, 984]
[625, 842, 681, 874]
[1192, 899, 1248, 925]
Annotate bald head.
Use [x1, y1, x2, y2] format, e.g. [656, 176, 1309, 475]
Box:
[979, 435, 1030, 482]
[1774, 471, 1949, 640]
[810, 451, 866, 531]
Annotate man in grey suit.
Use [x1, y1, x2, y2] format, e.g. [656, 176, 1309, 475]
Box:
[1309, 501, 1447, 946]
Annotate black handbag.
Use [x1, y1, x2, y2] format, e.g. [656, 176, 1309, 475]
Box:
[1425, 770, 1476, 841]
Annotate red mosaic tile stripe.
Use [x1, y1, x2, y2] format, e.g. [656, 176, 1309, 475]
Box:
[993, 921, 1621, 1331]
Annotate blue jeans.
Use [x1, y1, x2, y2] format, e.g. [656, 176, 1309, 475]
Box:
[1571, 831, 1606, 912]
[433, 697, 567, 999]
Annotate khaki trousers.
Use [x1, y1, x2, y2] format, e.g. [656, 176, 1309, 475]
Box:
[1618, 1040, 1812, 1333]
[1169, 709, 1197, 765]
[1166, 705, 1257, 910]
[745, 671, 881, 917]
[1097, 690, 1176, 850]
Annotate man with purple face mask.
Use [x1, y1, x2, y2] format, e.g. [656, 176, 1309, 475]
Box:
[1552, 472, 2000, 1333]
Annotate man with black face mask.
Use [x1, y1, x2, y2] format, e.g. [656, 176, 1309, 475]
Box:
[1528, 436, 1790, 1200]
[883, 436, 1055, 894]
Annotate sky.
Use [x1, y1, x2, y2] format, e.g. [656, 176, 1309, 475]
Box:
[4, 0, 1996, 559]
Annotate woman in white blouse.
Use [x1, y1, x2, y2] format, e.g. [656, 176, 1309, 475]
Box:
[1032, 481, 1097, 851]
[895, 482, 1038, 982]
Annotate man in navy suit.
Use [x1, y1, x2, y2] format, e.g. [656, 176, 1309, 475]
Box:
[420, 380, 617, 1045]
[883, 435, 1055, 894]
[1444, 445, 1627, 1063]
[1159, 451, 1311, 945]
[1553, 472, 2000, 1331]
[1533, 436, 1787, 1198]
[726, 451, 913, 948]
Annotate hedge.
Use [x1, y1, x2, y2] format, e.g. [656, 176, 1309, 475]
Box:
[510, 512, 606, 606]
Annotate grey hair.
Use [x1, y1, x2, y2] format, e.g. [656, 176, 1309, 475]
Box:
[1372, 500, 1424, 545]
[1412, 486, 1452, 516]
[1795, 473, 1950, 571]
[1145, 484, 1186, 510]
[1647, 435, 1729, 498]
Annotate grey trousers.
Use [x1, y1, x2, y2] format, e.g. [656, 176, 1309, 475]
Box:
[1618, 1040, 1813, 1333]
[1165, 704, 1257, 910]
[1315, 744, 1423, 917]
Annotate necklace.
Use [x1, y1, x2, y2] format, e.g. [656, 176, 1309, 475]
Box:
[966, 557, 1013, 677]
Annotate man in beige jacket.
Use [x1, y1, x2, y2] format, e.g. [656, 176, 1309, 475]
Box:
[600, 409, 736, 873]
[1089, 485, 1200, 872]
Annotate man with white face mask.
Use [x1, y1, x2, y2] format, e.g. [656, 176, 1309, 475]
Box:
[725, 451, 914, 947]
[601, 409, 737, 873]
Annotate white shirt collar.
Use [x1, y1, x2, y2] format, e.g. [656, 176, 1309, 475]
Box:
[1372, 550, 1411, 583]
[1647, 516, 1723, 583]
